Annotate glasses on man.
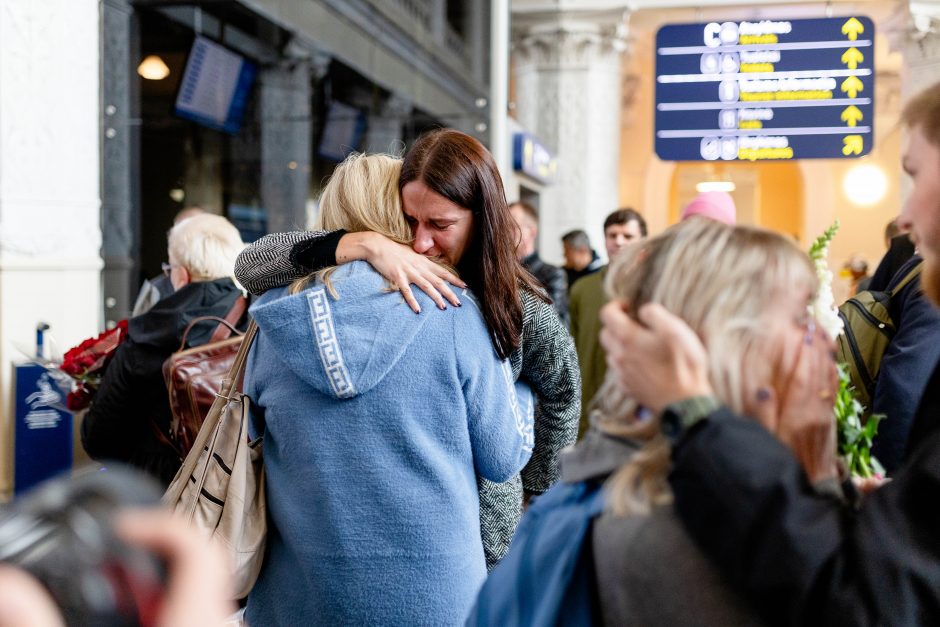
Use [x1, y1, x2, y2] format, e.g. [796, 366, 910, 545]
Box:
[161, 262, 175, 278]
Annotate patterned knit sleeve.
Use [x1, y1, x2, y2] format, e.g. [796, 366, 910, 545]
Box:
[516, 289, 581, 494]
[234, 230, 339, 295]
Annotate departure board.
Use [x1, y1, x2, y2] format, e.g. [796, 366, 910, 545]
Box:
[655, 16, 875, 161]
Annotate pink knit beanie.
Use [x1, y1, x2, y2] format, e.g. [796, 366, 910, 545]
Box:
[680, 191, 737, 225]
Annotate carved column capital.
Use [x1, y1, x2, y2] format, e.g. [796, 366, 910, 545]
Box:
[513, 9, 630, 70]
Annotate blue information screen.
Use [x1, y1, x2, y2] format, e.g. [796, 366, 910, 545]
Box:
[655, 16, 874, 161]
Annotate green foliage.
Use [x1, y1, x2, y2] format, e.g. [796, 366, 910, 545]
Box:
[835, 364, 885, 478]
[808, 219, 840, 262]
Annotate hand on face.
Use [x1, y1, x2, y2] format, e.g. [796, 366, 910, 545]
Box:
[599, 300, 713, 414]
[751, 320, 840, 483]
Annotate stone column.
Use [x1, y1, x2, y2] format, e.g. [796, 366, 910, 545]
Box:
[899, 5, 940, 98]
[884, 2, 940, 207]
[0, 0, 102, 497]
[101, 0, 140, 327]
[260, 57, 316, 234]
[512, 6, 629, 265]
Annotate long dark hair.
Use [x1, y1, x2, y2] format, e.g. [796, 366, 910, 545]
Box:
[400, 129, 546, 359]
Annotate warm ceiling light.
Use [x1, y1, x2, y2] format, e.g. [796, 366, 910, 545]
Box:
[696, 180, 736, 193]
[843, 164, 887, 206]
[138, 55, 170, 80]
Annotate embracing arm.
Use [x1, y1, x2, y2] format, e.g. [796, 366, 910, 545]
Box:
[235, 230, 464, 311]
[234, 230, 345, 295]
[516, 290, 581, 494]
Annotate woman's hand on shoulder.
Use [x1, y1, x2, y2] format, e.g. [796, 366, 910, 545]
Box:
[339, 232, 466, 313]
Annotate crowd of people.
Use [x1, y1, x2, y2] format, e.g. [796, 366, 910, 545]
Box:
[3, 80, 940, 626]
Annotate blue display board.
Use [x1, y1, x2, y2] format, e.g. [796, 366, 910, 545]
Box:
[175, 36, 257, 135]
[655, 16, 874, 161]
[513, 132, 558, 184]
[14, 364, 73, 495]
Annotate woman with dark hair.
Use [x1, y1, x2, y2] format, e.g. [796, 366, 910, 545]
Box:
[235, 129, 580, 567]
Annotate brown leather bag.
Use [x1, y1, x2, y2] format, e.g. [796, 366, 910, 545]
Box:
[163, 296, 247, 458]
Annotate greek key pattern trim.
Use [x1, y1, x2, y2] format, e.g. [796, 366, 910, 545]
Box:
[307, 288, 356, 399]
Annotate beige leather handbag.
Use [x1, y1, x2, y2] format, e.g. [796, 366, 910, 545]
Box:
[163, 320, 265, 600]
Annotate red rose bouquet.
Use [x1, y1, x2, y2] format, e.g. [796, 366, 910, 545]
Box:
[59, 320, 129, 410]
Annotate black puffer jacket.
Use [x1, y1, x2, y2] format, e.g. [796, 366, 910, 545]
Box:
[81, 278, 247, 487]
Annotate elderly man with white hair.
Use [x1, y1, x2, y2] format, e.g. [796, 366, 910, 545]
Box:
[82, 214, 247, 486]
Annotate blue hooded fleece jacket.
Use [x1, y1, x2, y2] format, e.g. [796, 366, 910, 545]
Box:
[244, 261, 534, 626]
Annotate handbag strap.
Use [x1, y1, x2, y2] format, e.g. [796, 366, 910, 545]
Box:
[210, 296, 248, 342]
[177, 295, 248, 351]
[162, 320, 259, 506]
[218, 320, 259, 398]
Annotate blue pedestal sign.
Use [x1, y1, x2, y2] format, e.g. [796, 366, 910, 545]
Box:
[655, 16, 874, 161]
[14, 364, 73, 495]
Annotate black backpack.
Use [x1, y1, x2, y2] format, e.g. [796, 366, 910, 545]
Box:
[836, 261, 923, 418]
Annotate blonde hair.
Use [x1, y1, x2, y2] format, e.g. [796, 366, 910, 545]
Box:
[167, 213, 244, 281]
[594, 218, 817, 515]
[291, 153, 410, 294]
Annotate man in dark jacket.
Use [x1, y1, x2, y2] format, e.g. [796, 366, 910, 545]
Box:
[561, 229, 603, 290]
[870, 256, 940, 471]
[510, 201, 569, 326]
[82, 214, 248, 487]
[597, 80, 940, 626]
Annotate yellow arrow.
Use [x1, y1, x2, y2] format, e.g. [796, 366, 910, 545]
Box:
[841, 75, 864, 98]
[841, 47, 864, 70]
[842, 17, 864, 41]
[841, 105, 863, 127]
[843, 135, 863, 156]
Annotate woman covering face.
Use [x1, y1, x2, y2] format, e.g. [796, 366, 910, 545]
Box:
[474, 218, 837, 626]
[233, 130, 581, 570]
[242, 153, 535, 625]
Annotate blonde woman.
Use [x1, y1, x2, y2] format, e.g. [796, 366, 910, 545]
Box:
[243, 153, 534, 625]
[473, 218, 840, 626]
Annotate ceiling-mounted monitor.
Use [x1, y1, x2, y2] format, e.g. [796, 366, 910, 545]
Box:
[174, 36, 257, 134]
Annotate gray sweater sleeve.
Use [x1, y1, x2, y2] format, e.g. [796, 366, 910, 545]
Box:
[515, 289, 582, 493]
[234, 230, 334, 295]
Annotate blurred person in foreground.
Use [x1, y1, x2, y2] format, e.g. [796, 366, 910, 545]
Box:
[509, 201, 569, 326]
[242, 153, 533, 625]
[569, 208, 647, 437]
[598, 81, 940, 625]
[82, 214, 248, 487]
[561, 229, 603, 290]
[475, 218, 841, 625]
[0, 510, 233, 627]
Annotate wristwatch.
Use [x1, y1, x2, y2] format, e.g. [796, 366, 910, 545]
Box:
[660, 395, 721, 443]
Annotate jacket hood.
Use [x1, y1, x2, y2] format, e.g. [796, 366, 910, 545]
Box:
[249, 261, 446, 398]
[129, 278, 243, 350]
